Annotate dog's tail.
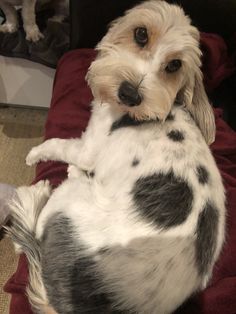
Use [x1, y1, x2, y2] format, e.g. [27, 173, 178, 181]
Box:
[6, 180, 52, 313]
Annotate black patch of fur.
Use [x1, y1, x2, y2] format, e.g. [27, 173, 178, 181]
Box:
[132, 158, 140, 167]
[84, 170, 95, 178]
[196, 165, 209, 184]
[41, 215, 116, 313]
[167, 130, 185, 142]
[110, 114, 157, 133]
[166, 113, 175, 121]
[89, 171, 95, 178]
[132, 171, 193, 228]
[196, 202, 219, 275]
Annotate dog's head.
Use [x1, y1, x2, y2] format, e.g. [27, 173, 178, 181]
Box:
[87, 0, 215, 144]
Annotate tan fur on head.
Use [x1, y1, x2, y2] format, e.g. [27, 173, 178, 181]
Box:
[86, 0, 215, 144]
[43, 305, 58, 314]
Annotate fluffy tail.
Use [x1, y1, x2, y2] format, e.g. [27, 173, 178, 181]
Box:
[6, 180, 51, 313]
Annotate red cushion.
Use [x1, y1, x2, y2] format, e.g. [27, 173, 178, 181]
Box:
[4, 42, 236, 313]
[201, 32, 235, 93]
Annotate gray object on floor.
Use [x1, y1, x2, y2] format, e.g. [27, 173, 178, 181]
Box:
[0, 183, 15, 227]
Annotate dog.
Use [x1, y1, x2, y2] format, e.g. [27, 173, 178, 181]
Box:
[7, 1, 226, 313]
[0, 0, 68, 42]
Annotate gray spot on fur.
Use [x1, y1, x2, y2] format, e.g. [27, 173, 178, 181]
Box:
[132, 158, 140, 167]
[167, 130, 185, 142]
[40, 220, 203, 313]
[196, 202, 219, 275]
[41, 215, 116, 313]
[97, 236, 201, 313]
[89, 171, 95, 178]
[132, 171, 193, 228]
[196, 165, 209, 184]
[83, 170, 95, 178]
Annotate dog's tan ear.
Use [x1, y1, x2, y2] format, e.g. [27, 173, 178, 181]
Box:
[182, 70, 216, 145]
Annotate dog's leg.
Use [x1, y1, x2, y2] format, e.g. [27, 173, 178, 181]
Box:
[26, 108, 110, 168]
[0, 1, 18, 33]
[26, 138, 84, 167]
[22, 0, 44, 42]
[49, 0, 69, 23]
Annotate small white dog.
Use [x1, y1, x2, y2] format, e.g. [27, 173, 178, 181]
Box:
[8, 1, 225, 313]
[0, 0, 69, 42]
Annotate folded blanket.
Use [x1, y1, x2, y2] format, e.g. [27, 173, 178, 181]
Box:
[0, 8, 69, 68]
[4, 39, 236, 313]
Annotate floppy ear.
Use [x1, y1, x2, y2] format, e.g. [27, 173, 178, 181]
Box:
[182, 70, 216, 145]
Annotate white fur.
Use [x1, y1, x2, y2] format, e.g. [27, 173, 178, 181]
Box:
[26, 104, 225, 257]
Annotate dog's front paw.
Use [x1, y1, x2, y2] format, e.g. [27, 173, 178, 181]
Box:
[67, 165, 82, 179]
[25, 25, 44, 42]
[26, 147, 44, 166]
[0, 23, 18, 33]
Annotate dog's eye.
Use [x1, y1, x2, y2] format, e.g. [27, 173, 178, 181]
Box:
[165, 59, 182, 73]
[134, 27, 148, 47]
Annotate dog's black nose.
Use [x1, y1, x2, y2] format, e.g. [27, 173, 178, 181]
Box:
[118, 81, 142, 107]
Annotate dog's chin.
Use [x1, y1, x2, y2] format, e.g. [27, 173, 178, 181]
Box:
[115, 101, 169, 122]
[129, 109, 166, 122]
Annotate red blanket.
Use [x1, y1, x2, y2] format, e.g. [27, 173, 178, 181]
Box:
[4, 34, 236, 314]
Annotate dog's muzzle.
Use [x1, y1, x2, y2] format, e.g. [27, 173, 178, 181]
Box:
[118, 81, 142, 107]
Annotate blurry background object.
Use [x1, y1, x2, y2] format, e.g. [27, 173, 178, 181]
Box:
[0, 0, 69, 108]
[0, 183, 15, 231]
[0, 0, 70, 67]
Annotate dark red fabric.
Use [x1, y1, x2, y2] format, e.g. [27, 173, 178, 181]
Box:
[200, 32, 236, 93]
[4, 42, 236, 313]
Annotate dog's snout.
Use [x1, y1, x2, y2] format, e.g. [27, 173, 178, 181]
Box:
[118, 81, 142, 107]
